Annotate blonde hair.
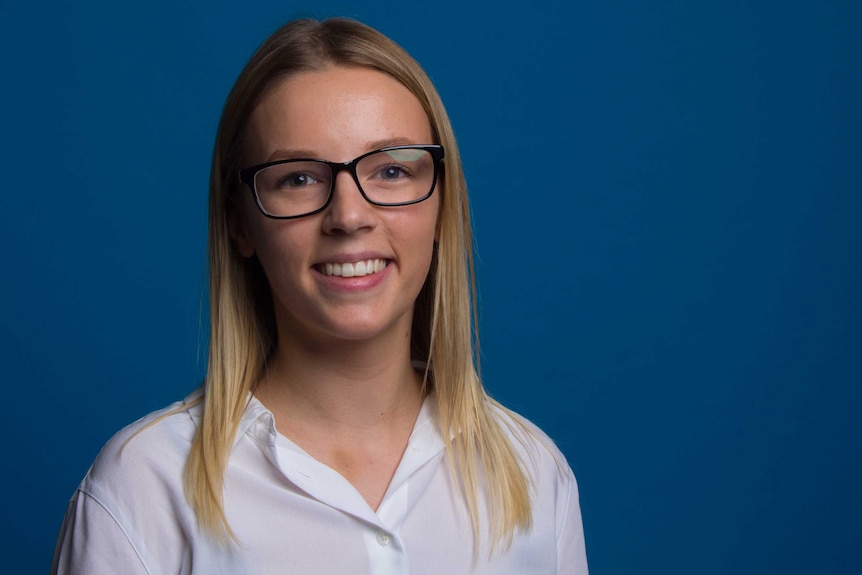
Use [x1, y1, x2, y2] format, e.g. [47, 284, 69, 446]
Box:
[188, 17, 533, 552]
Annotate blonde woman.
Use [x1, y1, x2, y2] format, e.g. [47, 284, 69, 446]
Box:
[52, 17, 588, 574]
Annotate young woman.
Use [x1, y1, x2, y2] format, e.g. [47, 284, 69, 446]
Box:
[52, 18, 588, 574]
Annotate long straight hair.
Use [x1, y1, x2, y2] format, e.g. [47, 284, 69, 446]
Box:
[188, 17, 533, 552]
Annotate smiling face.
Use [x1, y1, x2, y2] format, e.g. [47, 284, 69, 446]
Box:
[234, 66, 441, 351]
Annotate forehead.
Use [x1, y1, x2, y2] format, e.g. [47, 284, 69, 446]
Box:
[246, 66, 433, 163]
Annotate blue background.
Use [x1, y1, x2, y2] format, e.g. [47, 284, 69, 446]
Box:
[1, 1, 860, 573]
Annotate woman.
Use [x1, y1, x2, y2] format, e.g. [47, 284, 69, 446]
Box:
[52, 17, 588, 574]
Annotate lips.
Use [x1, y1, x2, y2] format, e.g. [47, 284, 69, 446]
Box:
[319, 258, 388, 278]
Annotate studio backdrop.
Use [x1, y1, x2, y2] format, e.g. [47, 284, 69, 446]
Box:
[1, 1, 859, 573]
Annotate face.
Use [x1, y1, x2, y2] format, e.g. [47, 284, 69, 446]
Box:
[234, 66, 440, 349]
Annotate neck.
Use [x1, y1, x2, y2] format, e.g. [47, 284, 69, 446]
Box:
[255, 323, 425, 434]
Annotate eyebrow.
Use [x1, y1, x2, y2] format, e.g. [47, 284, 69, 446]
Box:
[263, 137, 426, 163]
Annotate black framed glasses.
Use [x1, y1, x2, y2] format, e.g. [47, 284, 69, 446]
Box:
[239, 145, 445, 219]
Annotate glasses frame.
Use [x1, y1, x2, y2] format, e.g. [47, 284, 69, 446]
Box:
[238, 144, 445, 220]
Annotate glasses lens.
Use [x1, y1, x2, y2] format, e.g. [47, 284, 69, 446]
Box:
[253, 161, 332, 217]
[356, 148, 436, 205]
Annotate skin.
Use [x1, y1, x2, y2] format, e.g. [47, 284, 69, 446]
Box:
[232, 66, 441, 510]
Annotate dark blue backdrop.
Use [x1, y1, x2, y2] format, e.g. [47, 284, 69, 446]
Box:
[1, 1, 860, 573]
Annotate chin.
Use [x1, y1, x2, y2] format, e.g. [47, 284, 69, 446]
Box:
[321, 318, 407, 343]
[280, 311, 410, 346]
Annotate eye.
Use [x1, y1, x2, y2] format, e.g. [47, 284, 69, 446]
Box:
[376, 164, 412, 180]
[278, 171, 319, 188]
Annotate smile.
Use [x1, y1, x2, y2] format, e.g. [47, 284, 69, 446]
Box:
[320, 259, 388, 278]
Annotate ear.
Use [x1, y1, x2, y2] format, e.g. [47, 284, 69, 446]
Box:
[228, 200, 256, 258]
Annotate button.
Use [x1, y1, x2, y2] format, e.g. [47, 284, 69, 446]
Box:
[376, 531, 392, 546]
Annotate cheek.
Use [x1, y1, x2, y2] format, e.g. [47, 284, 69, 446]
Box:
[245, 220, 315, 297]
[395, 206, 439, 274]
[253, 227, 305, 270]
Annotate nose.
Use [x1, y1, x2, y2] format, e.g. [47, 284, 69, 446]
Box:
[321, 170, 377, 235]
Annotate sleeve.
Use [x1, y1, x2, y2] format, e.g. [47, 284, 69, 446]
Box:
[51, 489, 151, 575]
[557, 468, 589, 575]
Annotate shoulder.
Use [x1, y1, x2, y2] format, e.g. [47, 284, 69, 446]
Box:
[488, 400, 576, 485]
[79, 391, 202, 511]
[54, 392, 206, 574]
[488, 400, 583, 530]
[488, 401, 588, 569]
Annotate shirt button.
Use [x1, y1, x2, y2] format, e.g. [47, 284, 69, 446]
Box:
[376, 531, 392, 546]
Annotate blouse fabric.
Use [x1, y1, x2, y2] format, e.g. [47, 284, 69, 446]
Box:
[52, 390, 588, 574]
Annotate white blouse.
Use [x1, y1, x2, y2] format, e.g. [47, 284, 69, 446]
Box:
[52, 391, 588, 574]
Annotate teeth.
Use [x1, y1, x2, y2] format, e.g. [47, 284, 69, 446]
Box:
[321, 259, 387, 278]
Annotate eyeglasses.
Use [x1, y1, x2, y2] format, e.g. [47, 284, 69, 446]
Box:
[239, 145, 445, 219]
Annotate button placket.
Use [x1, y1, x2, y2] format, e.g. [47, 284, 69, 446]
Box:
[375, 531, 392, 546]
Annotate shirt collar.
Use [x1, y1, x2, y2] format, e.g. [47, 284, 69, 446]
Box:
[182, 388, 277, 448]
[183, 388, 445, 454]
